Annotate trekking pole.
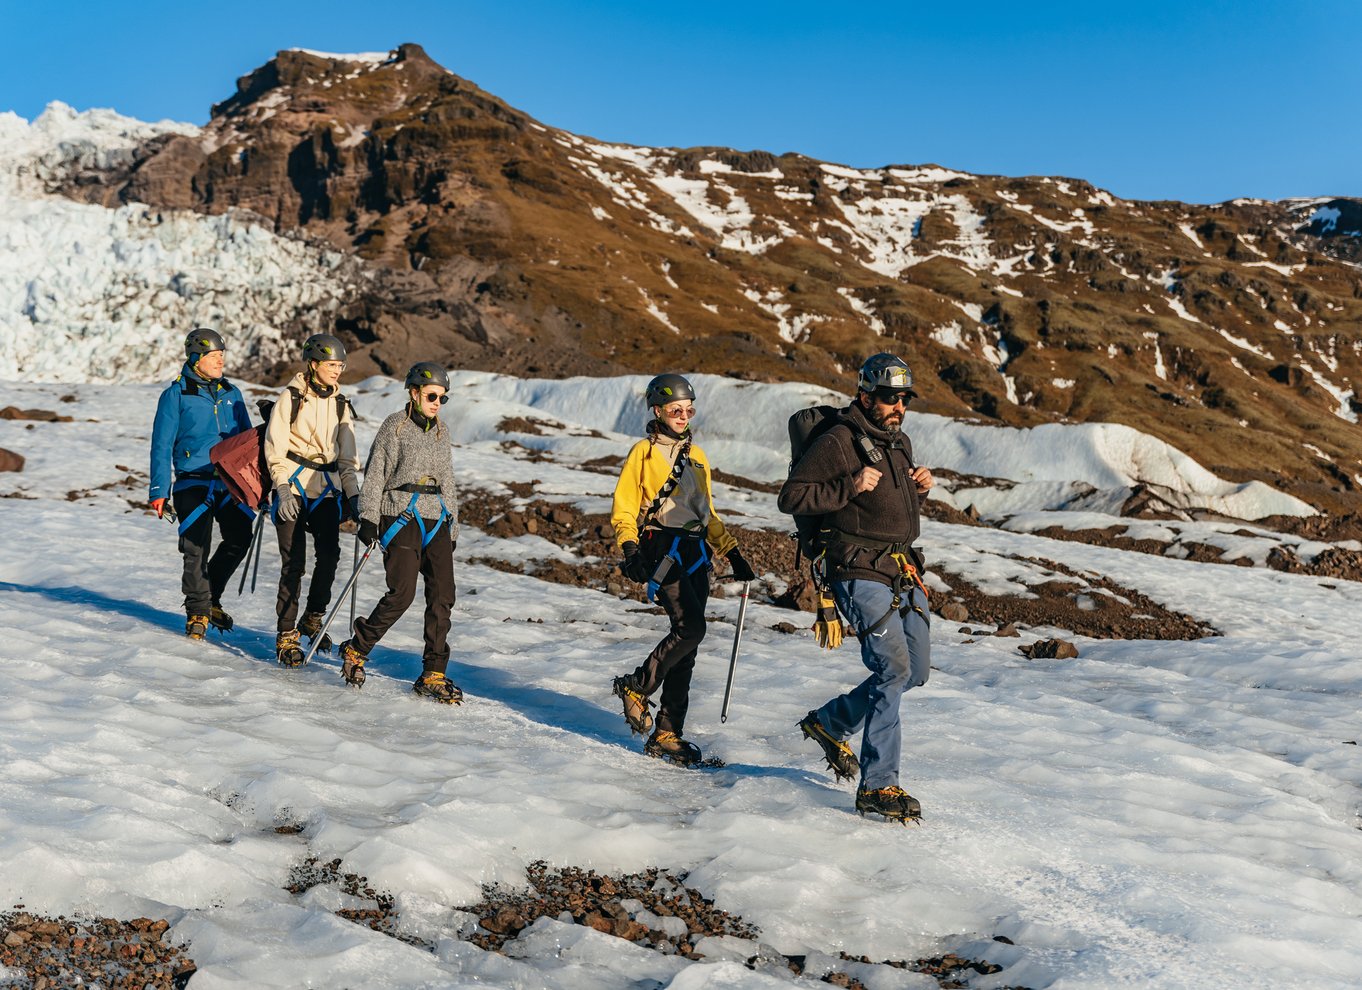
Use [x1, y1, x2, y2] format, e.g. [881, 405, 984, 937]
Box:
[249, 508, 266, 593]
[302, 539, 378, 666]
[237, 511, 266, 596]
[348, 533, 360, 635]
[719, 580, 751, 723]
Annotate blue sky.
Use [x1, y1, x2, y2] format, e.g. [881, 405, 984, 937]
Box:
[1, 0, 1355, 203]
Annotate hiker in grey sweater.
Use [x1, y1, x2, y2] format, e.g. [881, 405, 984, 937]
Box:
[339, 362, 463, 704]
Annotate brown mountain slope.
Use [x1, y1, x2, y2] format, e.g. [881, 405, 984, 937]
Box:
[61, 44, 1362, 512]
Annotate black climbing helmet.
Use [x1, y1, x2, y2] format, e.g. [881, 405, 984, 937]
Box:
[405, 362, 451, 391]
[302, 333, 347, 364]
[184, 328, 225, 358]
[856, 352, 917, 397]
[645, 374, 696, 409]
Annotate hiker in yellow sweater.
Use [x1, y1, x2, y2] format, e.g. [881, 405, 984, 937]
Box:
[610, 374, 757, 766]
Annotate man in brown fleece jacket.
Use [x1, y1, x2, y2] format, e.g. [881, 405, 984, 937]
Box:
[778, 353, 935, 822]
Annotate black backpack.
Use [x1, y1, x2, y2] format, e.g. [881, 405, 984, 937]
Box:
[786, 405, 887, 562]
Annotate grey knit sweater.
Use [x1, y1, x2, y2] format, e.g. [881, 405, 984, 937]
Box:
[359, 408, 460, 540]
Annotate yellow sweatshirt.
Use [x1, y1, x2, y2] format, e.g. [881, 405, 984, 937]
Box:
[611, 432, 737, 556]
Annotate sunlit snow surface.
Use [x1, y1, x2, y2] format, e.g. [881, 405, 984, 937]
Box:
[1, 374, 1360, 988]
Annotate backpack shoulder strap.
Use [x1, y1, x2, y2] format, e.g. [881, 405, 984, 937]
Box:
[287, 386, 304, 426]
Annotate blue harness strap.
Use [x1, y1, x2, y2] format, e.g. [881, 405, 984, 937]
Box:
[645, 534, 709, 601]
[177, 479, 217, 534]
[176, 474, 254, 529]
[289, 464, 339, 515]
[380, 493, 451, 550]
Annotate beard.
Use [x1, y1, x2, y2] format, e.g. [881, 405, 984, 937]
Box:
[866, 404, 903, 432]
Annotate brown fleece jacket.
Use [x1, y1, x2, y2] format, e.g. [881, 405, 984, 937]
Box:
[777, 402, 923, 586]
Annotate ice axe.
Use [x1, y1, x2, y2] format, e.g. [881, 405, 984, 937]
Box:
[302, 538, 379, 666]
[719, 580, 751, 723]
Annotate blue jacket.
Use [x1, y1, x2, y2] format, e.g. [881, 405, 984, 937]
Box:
[149, 363, 252, 500]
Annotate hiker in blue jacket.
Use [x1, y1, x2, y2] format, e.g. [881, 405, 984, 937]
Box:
[149, 329, 255, 639]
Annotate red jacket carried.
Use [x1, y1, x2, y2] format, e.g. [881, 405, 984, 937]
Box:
[211, 424, 268, 510]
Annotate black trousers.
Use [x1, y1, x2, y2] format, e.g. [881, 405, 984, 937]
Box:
[173, 485, 254, 615]
[273, 495, 342, 632]
[351, 515, 455, 675]
[631, 531, 710, 736]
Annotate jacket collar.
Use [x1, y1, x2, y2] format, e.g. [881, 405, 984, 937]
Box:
[182, 362, 223, 389]
[843, 400, 900, 444]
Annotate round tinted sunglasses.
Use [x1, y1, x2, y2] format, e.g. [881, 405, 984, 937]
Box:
[421, 391, 449, 405]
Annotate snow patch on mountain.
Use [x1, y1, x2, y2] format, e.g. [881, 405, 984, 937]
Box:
[324, 371, 1312, 522]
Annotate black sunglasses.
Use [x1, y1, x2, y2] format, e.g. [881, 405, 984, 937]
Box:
[873, 389, 913, 406]
[422, 391, 449, 405]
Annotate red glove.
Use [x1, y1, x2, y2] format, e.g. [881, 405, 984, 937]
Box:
[151, 497, 168, 519]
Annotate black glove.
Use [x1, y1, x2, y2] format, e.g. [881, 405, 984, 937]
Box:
[358, 519, 380, 546]
[274, 486, 300, 524]
[347, 494, 361, 521]
[619, 541, 650, 583]
[727, 549, 757, 583]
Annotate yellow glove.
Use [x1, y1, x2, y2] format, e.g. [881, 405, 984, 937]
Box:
[811, 593, 843, 650]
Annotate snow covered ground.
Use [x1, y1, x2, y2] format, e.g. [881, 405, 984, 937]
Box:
[1, 374, 1361, 989]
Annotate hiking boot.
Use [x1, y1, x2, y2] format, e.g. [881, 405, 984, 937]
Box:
[186, 614, 210, 640]
[338, 640, 367, 687]
[208, 605, 234, 633]
[645, 730, 701, 767]
[276, 629, 305, 668]
[297, 610, 332, 653]
[855, 785, 922, 824]
[612, 675, 653, 736]
[799, 711, 858, 782]
[413, 671, 463, 705]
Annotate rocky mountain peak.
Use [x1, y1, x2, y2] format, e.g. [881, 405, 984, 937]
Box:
[212, 44, 437, 117]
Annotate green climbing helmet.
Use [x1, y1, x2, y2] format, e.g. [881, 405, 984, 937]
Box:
[302, 333, 347, 363]
[184, 328, 225, 358]
[405, 362, 451, 391]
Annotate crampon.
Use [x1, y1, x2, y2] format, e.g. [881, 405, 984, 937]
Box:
[855, 785, 922, 825]
[798, 711, 858, 782]
[413, 671, 463, 705]
[612, 675, 654, 736]
[186, 614, 210, 640]
[644, 730, 702, 767]
[276, 629, 305, 667]
[339, 640, 367, 687]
